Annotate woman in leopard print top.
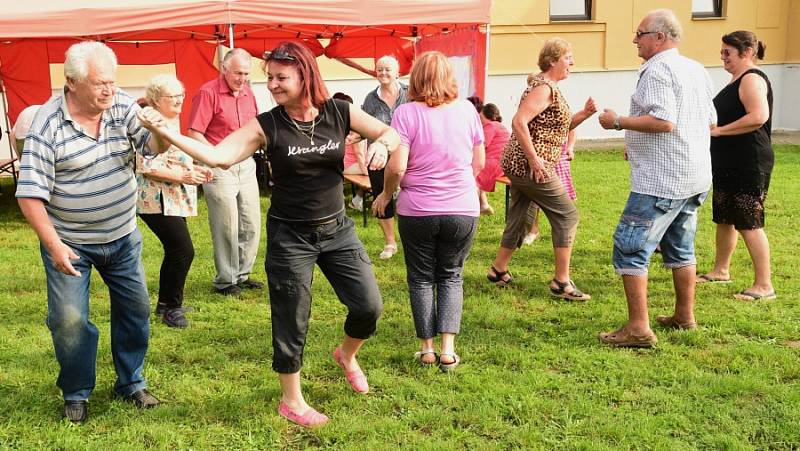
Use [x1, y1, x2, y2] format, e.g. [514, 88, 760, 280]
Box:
[487, 38, 597, 301]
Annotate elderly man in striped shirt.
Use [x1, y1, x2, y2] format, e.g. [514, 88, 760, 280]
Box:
[16, 41, 168, 423]
[596, 9, 717, 348]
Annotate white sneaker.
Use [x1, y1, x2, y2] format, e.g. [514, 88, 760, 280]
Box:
[349, 195, 363, 210]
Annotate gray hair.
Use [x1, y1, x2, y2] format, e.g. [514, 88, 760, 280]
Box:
[376, 55, 400, 73]
[64, 41, 118, 81]
[222, 48, 252, 71]
[646, 9, 682, 42]
[145, 74, 184, 107]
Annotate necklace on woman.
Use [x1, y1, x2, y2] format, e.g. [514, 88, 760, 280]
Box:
[282, 108, 317, 145]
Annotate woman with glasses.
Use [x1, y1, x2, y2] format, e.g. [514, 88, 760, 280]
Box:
[361, 55, 409, 260]
[136, 74, 212, 328]
[697, 31, 775, 301]
[137, 42, 399, 428]
[487, 38, 596, 301]
[372, 51, 485, 371]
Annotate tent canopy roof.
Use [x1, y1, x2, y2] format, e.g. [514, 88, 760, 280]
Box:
[0, 0, 491, 41]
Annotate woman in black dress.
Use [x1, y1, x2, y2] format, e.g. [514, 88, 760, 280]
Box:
[698, 31, 775, 301]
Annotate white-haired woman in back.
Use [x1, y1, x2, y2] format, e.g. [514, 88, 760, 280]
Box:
[361, 55, 409, 259]
[136, 74, 213, 328]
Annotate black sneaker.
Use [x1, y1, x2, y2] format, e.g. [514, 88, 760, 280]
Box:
[216, 285, 242, 296]
[121, 389, 160, 409]
[162, 307, 189, 328]
[237, 279, 264, 289]
[155, 302, 168, 315]
[63, 400, 88, 423]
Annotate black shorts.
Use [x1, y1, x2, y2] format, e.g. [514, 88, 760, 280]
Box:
[712, 169, 771, 230]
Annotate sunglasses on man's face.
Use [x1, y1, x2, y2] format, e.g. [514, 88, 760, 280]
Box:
[264, 50, 297, 62]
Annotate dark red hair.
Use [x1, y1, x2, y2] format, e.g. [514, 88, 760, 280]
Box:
[265, 41, 329, 109]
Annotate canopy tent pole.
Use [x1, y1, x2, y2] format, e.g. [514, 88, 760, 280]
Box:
[483, 23, 490, 100]
[228, 23, 235, 49]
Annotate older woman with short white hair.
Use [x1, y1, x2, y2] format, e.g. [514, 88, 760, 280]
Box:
[361, 55, 408, 259]
[136, 74, 212, 328]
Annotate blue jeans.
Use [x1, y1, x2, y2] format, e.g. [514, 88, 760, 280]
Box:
[41, 229, 151, 401]
[612, 191, 708, 276]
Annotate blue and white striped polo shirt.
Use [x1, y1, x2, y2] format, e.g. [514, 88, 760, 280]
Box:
[16, 89, 152, 244]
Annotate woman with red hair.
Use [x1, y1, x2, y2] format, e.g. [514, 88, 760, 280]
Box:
[137, 41, 400, 428]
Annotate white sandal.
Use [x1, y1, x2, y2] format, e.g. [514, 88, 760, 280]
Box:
[379, 243, 398, 259]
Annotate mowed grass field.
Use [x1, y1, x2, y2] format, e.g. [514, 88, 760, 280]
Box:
[0, 146, 798, 450]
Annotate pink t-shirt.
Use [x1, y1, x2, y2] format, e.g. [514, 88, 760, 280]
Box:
[391, 99, 484, 217]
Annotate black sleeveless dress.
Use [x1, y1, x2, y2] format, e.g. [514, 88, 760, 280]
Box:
[709, 68, 773, 230]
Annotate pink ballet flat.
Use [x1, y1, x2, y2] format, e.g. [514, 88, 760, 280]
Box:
[278, 401, 329, 428]
[332, 346, 369, 394]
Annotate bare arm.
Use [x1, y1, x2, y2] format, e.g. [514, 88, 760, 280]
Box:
[711, 73, 769, 137]
[139, 113, 266, 170]
[17, 198, 80, 276]
[371, 144, 409, 218]
[472, 143, 485, 177]
[565, 129, 576, 160]
[569, 97, 597, 130]
[349, 105, 401, 170]
[599, 108, 675, 133]
[512, 84, 552, 182]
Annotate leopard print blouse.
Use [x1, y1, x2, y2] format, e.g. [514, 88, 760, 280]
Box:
[501, 75, 572, 179]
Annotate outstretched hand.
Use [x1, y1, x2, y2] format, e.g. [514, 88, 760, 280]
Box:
[136, 107, 167, 133]
[583, 97, 597, 116]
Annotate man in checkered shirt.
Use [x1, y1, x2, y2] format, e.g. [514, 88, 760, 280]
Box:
[596, 9, 716, 348]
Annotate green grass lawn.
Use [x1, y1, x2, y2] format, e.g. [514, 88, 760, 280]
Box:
[1, 146, 798, 449]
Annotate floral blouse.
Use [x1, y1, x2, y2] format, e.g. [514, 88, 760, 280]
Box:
[136, 138, 198, 217]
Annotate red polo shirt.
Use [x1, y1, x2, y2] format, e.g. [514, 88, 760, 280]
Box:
[187, 76, 258, 145]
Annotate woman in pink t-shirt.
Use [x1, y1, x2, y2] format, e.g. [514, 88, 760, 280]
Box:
[373, 51, 485, 372]
[475, 103, 511, 215]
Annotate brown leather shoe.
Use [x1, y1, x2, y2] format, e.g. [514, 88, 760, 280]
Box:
[656, 315, 697, 330]
[598, 328, 657, 348]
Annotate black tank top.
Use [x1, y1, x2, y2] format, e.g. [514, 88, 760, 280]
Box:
[710, 68, 773, 173]
[257, 99, 350, 222]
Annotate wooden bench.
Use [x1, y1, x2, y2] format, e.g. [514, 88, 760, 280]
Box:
[495, 175, 511, 220]
[343, 173, 372, 227]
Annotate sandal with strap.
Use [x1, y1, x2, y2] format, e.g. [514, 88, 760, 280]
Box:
[439, 352, 461, 372]
[414, 348, 438, 367]
[549, 279, 591, 301]
[487, 266, 513, 287]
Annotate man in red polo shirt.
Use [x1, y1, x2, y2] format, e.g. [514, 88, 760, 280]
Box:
[188, 48, 262, 296]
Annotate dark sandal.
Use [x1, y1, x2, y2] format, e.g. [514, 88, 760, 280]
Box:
[414, 349, 438, 367]
[439, 353, 461, 372]
[549, 279, 591, 301]
[487, 266, 513, 287]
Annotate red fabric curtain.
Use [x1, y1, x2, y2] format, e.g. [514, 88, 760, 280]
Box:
[324, 36, 415, 76]
[415, 27, 486, 99]
[173, 40, 219, 133]
[0, 40, 52, 124]
[235, 38, 325, 58]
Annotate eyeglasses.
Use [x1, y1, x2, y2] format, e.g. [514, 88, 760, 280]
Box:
[720, 49, 732, 57]
[264, 50, 297, 62]
[161, 93, 186, 100]
[635, 30, 659, 38]
[88, 80, 116, 91]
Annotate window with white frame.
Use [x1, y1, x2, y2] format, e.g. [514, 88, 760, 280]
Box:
[550, 0, 592, 21]
[692, 0, 723, 18]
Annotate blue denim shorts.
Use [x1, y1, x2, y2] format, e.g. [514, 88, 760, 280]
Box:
[612, 191, 708, 276]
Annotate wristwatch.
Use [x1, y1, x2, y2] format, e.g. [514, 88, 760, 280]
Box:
[613, 116, 622, 131]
